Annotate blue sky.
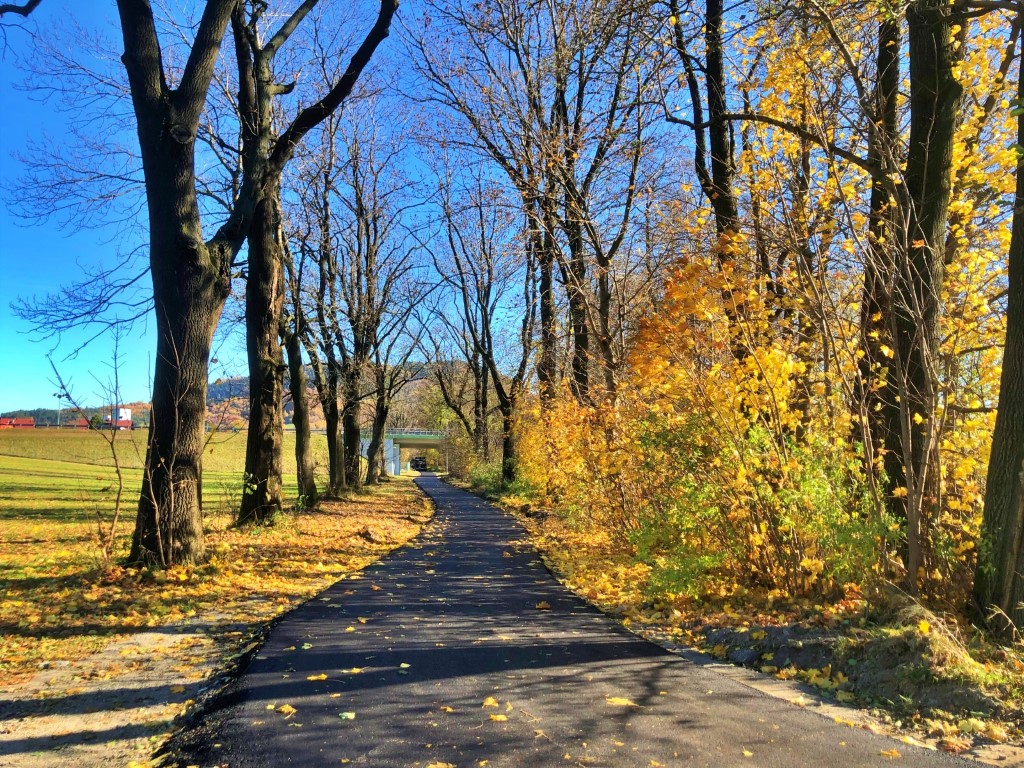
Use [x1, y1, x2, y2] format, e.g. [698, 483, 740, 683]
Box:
[0, 3, 246, 413]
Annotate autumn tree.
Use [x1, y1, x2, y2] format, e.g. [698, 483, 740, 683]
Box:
[234, 0, 398, 524]
[411, 0, 663, 405]
[428, 173, 536, 482]
[974, 4, 1024, 638]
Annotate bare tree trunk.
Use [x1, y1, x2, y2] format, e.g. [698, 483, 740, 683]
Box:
[324, 389, 346, 496]
[500, 405, 516, 484]
[892, 0, 964, 585]
[859, 13, 905, 549]
[364, 393, 389, 484]
[131, 238, 228, 566]
[342, 368, 362, 489]
[285, 324, 318, 506]
[239, 189, 285, 525]
[476, 361, 490, 462]
[120, 0, 239, 567]
[974, 36, 1024, 636]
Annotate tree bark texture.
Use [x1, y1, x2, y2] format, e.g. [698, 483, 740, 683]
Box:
[859, 15, 907, 534]
[891, 0, 964, 583]
[974, 44, 1024, 636]
[342, 369, 362, 489]
[285, 325, 318, 506]
[364, 393, 389, 484]
[501, 406, 516, 484]
[239, 191, 285, 525]
[118, 0, 238, 567]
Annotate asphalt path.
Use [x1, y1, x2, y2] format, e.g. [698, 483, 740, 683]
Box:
[169, 474, 967, 767]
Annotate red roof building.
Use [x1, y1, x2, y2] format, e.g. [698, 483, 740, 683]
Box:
[0, 417, 34, 429]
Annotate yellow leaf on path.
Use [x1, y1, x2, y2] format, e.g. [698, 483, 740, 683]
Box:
[346, 626, 355, 632]
[441, 705, 456, 713]
[307, 673, 328, 681]
[348, 667, 364, 674]
[482, 696, 499, 708]
[606, 697, 638, 707]
[536, 601, 551, 610]
[742, 749, 753, 757]
[880, 748, 901, 758]
[490, 714, 508, 722]
[425, 763, 455, 768]
[169, 684, 186, 694]
[276, 703, 297, 717]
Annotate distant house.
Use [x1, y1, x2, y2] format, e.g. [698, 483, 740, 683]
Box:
[103, 407, 134, 430]
[0, 417, 34, 429]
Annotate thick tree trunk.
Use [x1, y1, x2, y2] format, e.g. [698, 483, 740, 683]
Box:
[892, 0, 964, 584]
[321, 366, 346, 499]
[974, 48, 1024, 637]
[239, 191, 285, 525]
[364, 396, 388, 485]
[131, 245, 227, 566]
[119, 0, 238, 568]
[285, 327, 318, 506]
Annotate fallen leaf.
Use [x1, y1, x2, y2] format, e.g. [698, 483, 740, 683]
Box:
[169, 684, 186, 694]
[880, 748, 900, 758]
[606, 697, 638, 707]
[742, 749, 753, 758]
[535, 601, 551, 610]
[482, 696, 499, 708]
[307, 673, 328, 681]
[338, 711, 356, 720]
[490, 714, 508, 722]
[277, 703, 297, 717]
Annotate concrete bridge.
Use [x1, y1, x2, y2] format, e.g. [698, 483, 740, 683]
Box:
[359, 428, 444, 475]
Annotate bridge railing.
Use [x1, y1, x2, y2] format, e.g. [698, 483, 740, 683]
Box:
[358, 428, 445, 438]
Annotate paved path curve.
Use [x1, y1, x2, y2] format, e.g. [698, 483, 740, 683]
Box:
[170, 475, 966, 767]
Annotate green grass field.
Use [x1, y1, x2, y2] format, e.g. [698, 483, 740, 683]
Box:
[0, 429, 428, 682]
[0, 427, 330, 473]
[0, 429, 333, 592]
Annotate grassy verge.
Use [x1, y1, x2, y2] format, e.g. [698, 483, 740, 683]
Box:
[0, 448, 432, 685]
[456, 471, 1024, 756]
